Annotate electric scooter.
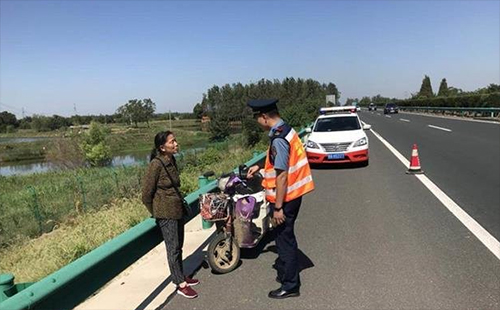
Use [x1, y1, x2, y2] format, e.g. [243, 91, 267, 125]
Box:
[200, 165, 272, 274]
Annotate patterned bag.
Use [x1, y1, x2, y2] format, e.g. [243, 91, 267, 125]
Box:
[199, 192, 230, 221]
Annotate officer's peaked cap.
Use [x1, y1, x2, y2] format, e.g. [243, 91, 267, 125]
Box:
[247, 99, 279, 113]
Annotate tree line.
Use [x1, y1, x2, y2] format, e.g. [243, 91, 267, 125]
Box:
[346, 76, 500, 108]
[0, 98, 196, 133]
[193, 77, 339, 145]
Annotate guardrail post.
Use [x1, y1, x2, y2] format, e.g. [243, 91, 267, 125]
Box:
[198, 176, 213, 229]
[0, 273, 14, 302]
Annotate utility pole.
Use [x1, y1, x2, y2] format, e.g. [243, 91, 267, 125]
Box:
[169, 109, 172, 130]
[22, 108, 25, 118]
[73, 103, 78, 115]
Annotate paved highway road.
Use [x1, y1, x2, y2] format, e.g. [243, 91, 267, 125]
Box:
[165, 113, 500, 309]
[360, 111, 500, 241]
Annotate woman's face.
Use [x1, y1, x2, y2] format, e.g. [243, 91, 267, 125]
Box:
[160, 134, 179, 155]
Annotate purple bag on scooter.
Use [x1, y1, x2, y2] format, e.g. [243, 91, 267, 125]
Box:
[234, 196, 260, 247]
[235, 196, 256, 220]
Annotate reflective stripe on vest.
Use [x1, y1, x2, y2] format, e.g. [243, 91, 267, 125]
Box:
[262, 127, 315, 203]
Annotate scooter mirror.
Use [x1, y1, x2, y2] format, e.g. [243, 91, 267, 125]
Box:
[239, 164, 248, 179]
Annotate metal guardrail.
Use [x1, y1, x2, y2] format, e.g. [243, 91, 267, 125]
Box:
[0, 127, 309, 310]
[399, 106, 500, 118]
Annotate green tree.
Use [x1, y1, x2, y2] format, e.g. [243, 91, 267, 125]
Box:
[486, 84, 500, 93]
[0, 111, 18, 133]
[359, 96, 371, 107]
[447, 87, 463, 96]
[31, 115, 52, 132]
[142, 98, 156, 127]
[418, 75, 434, 98]
[116, 99, 156, 127]
[81, 121, 111, 167]
[242, 118, 263, 147]
[193, 103, 204, 119]
[325, 82, 340, 104]
[209, 112, 231, 141]
[437, 78, 449, 97]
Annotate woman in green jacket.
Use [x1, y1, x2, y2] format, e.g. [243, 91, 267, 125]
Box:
[141, 131, 199, 299]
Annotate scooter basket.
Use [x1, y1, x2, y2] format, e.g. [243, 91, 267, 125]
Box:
[199, 192, 230, 222]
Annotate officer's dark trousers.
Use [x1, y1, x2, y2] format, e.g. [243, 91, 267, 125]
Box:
[273, 196, 302, 291]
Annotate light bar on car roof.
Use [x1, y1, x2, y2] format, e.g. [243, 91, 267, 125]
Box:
[319, 106, 357, 115]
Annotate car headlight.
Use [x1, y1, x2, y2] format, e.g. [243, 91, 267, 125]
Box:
[353, 137, 367, 147]
[306, 140, 320, 149]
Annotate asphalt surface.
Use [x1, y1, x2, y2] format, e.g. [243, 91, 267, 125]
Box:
[165, 115, 500, 309]
[359, 111, 500, 241]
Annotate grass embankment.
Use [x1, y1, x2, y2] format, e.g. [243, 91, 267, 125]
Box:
[0, 138, 266, 282]
[107, 120, 208, 155]
[0, 119, 206, 164]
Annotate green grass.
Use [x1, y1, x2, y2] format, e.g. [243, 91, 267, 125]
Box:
[0, 196, 149, 282]
[0, 164, 147, 247]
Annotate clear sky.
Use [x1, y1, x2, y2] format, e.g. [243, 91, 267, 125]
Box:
[1, 0, 498, 117]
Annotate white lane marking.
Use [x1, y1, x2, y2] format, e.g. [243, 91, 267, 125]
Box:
[370, 128, 500, 261]
[428, 125, 452, 132]
[376, 113, 381, 116]
[400, 118, 410, 122]
[385, 115, 392, 118]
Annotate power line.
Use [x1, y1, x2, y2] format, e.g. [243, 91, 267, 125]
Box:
[0, 101, 36, 117]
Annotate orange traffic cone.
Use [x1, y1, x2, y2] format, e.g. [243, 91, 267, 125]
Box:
[406, 144, 424, 174]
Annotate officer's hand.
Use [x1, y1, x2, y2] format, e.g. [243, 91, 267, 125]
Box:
[247, 165, 260, 178]
[273, 209, 285, 226]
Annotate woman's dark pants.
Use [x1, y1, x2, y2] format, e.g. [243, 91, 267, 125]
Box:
[156, 218, 185, 285]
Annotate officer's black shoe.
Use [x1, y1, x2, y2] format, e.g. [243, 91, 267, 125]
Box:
[268, 287, 300, 299]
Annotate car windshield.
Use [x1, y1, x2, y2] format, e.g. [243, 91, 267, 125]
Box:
[314, 116, 361, 132]
[386, 103, 396, 108]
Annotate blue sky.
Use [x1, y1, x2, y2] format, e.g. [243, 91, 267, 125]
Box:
[1, 0, 498, 117]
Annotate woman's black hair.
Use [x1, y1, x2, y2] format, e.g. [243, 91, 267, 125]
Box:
[150, 130, 174, 162]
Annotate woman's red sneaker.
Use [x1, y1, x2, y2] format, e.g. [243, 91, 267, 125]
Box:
[185, 277, 200, 286]
[177, 285, 198, 299]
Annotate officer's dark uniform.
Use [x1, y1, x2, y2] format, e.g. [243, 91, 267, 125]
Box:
[248, 99, 302, 297]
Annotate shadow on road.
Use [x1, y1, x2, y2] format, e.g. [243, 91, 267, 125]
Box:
[310, 161, 368, 170]
[240, 229, 315, 274]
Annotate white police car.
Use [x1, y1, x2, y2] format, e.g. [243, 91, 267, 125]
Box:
[304, 106, 371, 165]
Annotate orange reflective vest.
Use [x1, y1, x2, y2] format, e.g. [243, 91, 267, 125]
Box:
[262, 123, 314, 203]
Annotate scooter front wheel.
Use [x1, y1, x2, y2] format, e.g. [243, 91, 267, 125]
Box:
[207, 232, 240, 274]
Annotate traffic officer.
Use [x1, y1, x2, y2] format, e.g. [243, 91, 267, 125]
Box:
[246, 99, 315, 299]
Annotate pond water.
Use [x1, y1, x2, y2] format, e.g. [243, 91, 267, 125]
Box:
[0, 153, 150, 177]
[0, 148, 207, 177]
[0, 137, 49, 144]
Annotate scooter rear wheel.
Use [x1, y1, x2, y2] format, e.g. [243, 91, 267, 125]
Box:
[207, 232, 240, 274]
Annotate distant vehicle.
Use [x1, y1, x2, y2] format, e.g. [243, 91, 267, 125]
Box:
[354, 103, 361, 112]
[304, 106, 370, 166]
[368, 103, 377, 111]
[384, 103, 399, 114]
